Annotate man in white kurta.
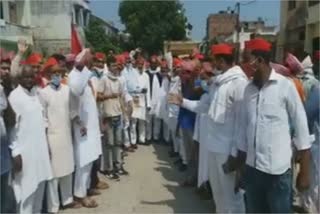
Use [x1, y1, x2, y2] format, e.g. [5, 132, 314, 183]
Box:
[130, 58, 151, 145]
[39, 59, 80, 212]
[68, 49, 102, 207]
[169, 44, 247, 213]
[157, 61, 171, 143]
[122, 58, 141, 148]
[146, 56, 162, 142]
[8, 65, 52, 213]
[168, 59, 182, 156]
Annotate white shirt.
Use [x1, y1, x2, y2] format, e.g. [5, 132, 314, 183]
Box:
[237, 69, 311, 175]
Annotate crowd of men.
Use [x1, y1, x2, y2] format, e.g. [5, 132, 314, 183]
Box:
[0, 37, 319, 214]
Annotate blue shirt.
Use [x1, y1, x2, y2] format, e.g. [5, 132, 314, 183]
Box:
[305, 84, 320, 133]
[178, 84, 200, 130]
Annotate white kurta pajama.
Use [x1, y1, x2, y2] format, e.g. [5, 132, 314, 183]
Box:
[146, 69, 162, 141]
[157, 76, 170, 142]
[122, 66, 141, 145]
[39, 84, 75, 212]
[130, 71, 151, 144]
[181, 66, 248, 213]
[68, 67, 102, 198]
[118, 74, 131, 148]
[168, 76, 181, 153]
[8, 85, 53, 213]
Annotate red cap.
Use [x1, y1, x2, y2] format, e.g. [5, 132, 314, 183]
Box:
[23, 53, 42, 65]
[42, 57, 58, 72]
[194, 53, 204, 60]
[211, 44, 233, 55]
[285, 53, 304, 74]
[115, 54, 125, 65]
[249, 38, 272, 52]
[173, 58, 183, 67]
[122, 52, 130, 59]
[94, 52, 106, 61]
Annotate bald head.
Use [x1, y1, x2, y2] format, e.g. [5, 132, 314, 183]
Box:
[17, 65, 36, 91]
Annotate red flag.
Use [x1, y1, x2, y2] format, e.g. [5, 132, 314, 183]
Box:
[71, 24, 82, 55]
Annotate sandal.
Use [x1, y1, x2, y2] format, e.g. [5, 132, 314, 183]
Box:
[87, 188, 101, 196]
[80, 197, 98, 208]
[96, 181, 109, 190]
[62, 201, 82, 209]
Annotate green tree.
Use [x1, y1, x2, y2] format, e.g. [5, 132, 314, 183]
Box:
[119, 0, 187, 54]
[85, 16, 121, 54]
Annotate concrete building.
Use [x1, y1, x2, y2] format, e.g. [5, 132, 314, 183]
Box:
[0, 0, 34, 50]
[277, 0, 320, 61]
[206, 11, 238, 42]
[90, 14, 119, 38]
[0, 0, 91, 55]
[225, 19, 278, 51]
[163, 40, 200, 57]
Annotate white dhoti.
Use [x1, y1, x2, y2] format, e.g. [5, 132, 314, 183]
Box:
[130, 118, 146, 144]
[19, 181, 45, 214]
[197, 143, 209, 188]
[208, 152, 245, 213]
[47, 174, 73, 213]
[74, 162, 93, 198]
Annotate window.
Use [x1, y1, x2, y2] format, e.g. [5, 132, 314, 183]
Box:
[0, 1, 4, 19]
[75, 7, 80, 25]
[309, 0, 320, 7]
[288, 0, 296, 10]
[9, 2, 17, 23]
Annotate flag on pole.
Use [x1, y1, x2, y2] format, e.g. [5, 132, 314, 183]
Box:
[71, 24, 82, 55]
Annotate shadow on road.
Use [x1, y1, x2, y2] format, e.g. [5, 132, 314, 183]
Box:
[140, 143, 214, 213]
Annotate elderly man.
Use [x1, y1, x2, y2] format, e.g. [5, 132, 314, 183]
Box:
[146, 56, 162, 143]
[68, 49, 102, 208]
[169, 44, 247, 213]
[8, 65, 52, 213]
[130, 57, 151, 146]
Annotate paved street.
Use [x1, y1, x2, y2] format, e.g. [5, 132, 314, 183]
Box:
[63, 144, 213, 213]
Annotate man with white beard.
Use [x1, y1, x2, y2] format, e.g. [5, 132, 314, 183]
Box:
[121, 55, 141, 149]
[68, 49, 102, 208]
[130, 57, 151, 146]
[146, 56, 162, 143]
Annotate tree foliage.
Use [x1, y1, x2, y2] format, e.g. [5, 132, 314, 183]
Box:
[85, 16, 121, 54]
[119, 0, 187, 54]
